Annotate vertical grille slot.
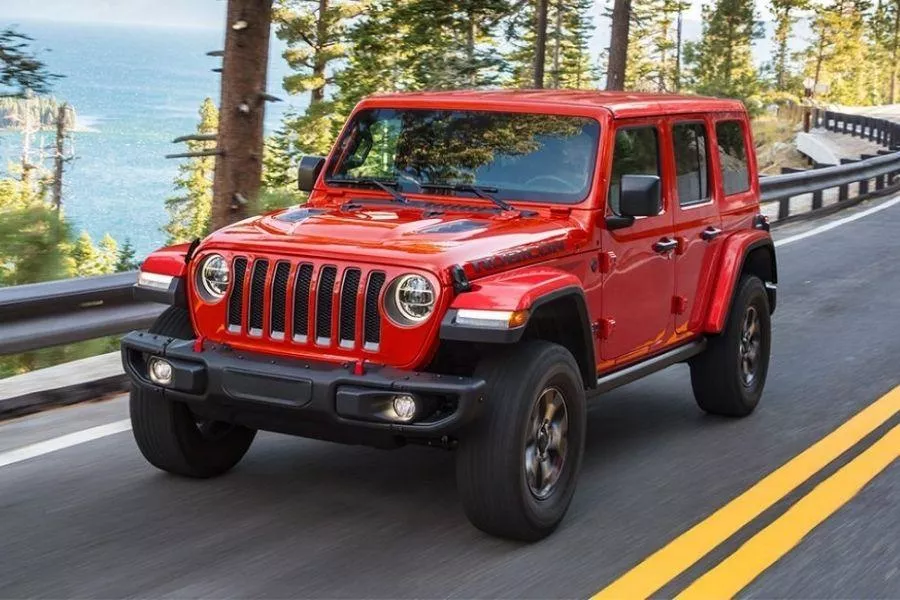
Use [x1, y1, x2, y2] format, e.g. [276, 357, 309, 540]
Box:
[292, 263, 313, 342]
[364, 272, 386, 349]
[248, 259, 269, 335]
[227, 257, 247, 332]
[316, 266, 337, 344]
[339, 268, 362, 347]
[270, 261, 290, 339]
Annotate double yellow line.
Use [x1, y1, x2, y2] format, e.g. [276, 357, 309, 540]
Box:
[593, 386, 900, 599]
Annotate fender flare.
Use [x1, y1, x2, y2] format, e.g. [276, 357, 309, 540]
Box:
[135, 242, 193, 306]
[439, 266, 596, 387]
[704, 232, 777, 333]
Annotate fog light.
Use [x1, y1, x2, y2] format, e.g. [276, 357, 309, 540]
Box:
[148, 358, 174, 386]
[391, 395, 417, 422]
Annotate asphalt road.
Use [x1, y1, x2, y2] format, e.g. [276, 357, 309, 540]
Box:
[2, 196, 900, 598]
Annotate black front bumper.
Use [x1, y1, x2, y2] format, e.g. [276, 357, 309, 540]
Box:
[121, 331, 485, 447]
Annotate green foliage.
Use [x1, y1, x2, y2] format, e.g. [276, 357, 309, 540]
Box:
[769, 0, 807, 93]
[0, 336, 120, 379]
[0, 177, 70, 285]
[625, 0, 690, 91]
[163, 98, 218, 244]
[0, 28, 62, 97]
[802, 0, 877, 105]
[0, 96, 76, 130]
[115, 239, 140, 272]
[68, 231, 119, 277]
[505, 0, 598, 88]
[684, 0, 764, 104]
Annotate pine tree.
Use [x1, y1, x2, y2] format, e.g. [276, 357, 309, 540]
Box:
[70, 231, 108, 277]
[770, 0, 807, 92]
[803, 0, 874, 105]
[97, 233, 119, 274]
[272, 0, 367, 166]
[115, 239, 139, 272]
[0, 177, 70, 285]
[164, 98, 218, 244]
[506, 0, 597, 89]
[684, 0, 763, 103]
[870, 0, 900, 102]
[0, 28, 61, 97]
[624, 0, 690, 92]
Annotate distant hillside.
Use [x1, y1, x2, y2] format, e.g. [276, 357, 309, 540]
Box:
[0, 97, 76, 131]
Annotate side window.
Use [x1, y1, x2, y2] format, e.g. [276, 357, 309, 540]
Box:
[716, 120, 750, 195]
[608, 126, 659, 215]
[673, 122, 709, 205]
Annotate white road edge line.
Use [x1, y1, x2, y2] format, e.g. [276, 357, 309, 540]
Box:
[775, 196, 900, 247]
[2, 194, 898, 468]
[0, 419, 132, 469]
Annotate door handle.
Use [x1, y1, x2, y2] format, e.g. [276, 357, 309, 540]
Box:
[653, 237, 678, 253]
[701, 227, 722, 241]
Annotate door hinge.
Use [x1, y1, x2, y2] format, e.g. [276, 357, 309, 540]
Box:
[599, 251, 617, 274]
[672, 295, 688, 315]
[593, 318, 616, 339]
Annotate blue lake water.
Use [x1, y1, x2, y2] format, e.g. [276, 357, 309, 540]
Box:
[0, 20, 301, 258]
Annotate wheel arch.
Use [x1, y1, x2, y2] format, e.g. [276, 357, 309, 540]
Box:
[439, 267, 596, 389]
[704, 233, 777, 333]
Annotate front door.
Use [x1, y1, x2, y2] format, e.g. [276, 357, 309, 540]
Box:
[600, 120, 676, 364]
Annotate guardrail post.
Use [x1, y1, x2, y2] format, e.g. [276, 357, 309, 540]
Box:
[839, 158, 856, 200]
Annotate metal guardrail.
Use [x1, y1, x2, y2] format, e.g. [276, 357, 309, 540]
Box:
[0, 110, 899, 356]
[0, 272, 162, 356]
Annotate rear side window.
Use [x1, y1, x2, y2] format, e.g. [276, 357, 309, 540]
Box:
[716, 120, 750, 195]
[608, 126, 659, 215]
[673, 122, 709, 205]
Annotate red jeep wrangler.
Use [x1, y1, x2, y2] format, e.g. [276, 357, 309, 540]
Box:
[123, 91, 776, 541]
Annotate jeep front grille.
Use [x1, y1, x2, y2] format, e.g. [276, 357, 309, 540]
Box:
[225, 257, 386, 351]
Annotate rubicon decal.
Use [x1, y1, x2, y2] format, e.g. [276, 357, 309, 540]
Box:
[468, 239, 567, 275]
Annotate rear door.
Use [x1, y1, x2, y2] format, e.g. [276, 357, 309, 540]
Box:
[600, 119, 677, 364]
[669, 117, 723, 338]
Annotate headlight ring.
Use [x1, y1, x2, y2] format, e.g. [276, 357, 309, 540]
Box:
[385, 274, 436, 326]
[198, 254, 230, 302]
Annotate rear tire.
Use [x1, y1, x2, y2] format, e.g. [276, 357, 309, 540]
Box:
[130, 307, 256, 478]
[456, 341, 586, 542]
[690, 275, 771, 417]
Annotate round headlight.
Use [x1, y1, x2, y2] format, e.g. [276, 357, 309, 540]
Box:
[199, 254, 229, 301]
[388, 274, 435, 325]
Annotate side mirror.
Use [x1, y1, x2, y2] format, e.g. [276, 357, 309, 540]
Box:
[606, 174, 661, 230]
[298, 155, 326, 192]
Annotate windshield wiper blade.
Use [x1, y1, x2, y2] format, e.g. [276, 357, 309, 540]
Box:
[325, 177, 409, 204]
[419, 183, 514, 212]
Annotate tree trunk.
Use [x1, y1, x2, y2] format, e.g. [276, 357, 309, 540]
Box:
[52, 103, 67, 211]
[675, 9, 683, 92]
[606, 0, 632, 91]
[551, 2, 562, 88]
[311, 0, 328, 105]
[467, 8, 476, 86]
[891, 3, 900, 104]
[534, 0, 549, 88]
[211, 0, 274, 232]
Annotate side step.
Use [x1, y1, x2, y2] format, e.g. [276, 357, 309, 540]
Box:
[592, 339, 707, 395]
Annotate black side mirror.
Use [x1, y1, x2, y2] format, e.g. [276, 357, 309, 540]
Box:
[298, 156, 326, 192]
[606, 174, 661, 230]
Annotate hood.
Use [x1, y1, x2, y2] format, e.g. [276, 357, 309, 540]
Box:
[201, 201, 590, 278]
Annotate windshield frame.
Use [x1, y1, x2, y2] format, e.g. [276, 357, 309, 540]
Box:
[322, 105, 603, 207]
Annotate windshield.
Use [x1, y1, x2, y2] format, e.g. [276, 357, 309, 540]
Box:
[326, 109, 600, 204]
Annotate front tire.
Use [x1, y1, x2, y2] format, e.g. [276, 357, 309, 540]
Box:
[130, 307, 256, 478]
[690, 275, 771, 417]
[456, 341, 586, 542]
